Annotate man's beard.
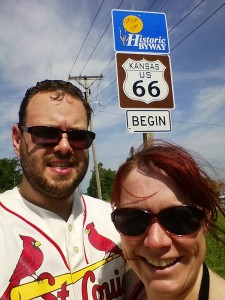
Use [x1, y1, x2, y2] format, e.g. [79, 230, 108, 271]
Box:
[19, 140, 88, 199]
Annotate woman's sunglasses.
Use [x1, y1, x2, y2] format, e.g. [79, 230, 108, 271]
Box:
[111, 205, 205, 236]
[19, 125, 95, 150]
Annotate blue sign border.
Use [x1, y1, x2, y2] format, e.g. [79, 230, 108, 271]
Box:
[112, 9, 169, 54]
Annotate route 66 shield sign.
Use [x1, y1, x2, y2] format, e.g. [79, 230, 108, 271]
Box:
[122, 58, 169, 104]
[116, 53, 174, 109]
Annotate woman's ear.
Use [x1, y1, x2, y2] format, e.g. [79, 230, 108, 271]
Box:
[203, 221, 208, 233]
[12, 124, 21, 156]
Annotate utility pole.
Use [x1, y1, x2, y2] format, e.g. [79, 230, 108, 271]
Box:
[68, 75, 103, 199]
[143, 132, 153, 143]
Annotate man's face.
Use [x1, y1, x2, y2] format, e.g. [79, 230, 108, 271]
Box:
[15, 91, 89, 199]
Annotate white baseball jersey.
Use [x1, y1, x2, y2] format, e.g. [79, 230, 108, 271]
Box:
[0, 187, 144, 300]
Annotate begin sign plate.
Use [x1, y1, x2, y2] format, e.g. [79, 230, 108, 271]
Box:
[126, 110, 171, 133]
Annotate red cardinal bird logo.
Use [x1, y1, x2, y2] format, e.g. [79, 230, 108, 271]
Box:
[1, 235, 44, 300]
[85, 222, 123, 258]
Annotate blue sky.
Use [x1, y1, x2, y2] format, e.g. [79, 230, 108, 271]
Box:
[0, 0, 225, 192]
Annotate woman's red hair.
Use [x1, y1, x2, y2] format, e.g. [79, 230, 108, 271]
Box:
[111, 139, 225, 243]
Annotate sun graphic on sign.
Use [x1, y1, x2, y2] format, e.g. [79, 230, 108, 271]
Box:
[123, 15, 143, 33]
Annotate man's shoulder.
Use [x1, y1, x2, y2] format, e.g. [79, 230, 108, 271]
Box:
[81, 194, 112, 209]
[80, 194, 116, 235]
[0, 187, 19, 202]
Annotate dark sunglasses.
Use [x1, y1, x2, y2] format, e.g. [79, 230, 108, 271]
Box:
[111, 205, 205, 237]
[19, 125, 95, 150]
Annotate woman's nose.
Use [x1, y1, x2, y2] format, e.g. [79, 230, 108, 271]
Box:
[143, 219, 173, 249]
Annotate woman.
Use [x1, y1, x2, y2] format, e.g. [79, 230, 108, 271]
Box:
[111, 140, 225, 300]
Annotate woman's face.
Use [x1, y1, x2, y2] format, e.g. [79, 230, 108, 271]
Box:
[119, 167, 206, 299]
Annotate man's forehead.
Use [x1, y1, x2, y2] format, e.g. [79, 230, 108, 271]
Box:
[30, 91, 81, 104]
[48, 90, 81, 102]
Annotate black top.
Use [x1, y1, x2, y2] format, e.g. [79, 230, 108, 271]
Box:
[198, 262, 210, 300]
[133, 262, 210, 300]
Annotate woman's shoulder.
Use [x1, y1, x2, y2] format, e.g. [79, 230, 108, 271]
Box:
[209, 268, 225, 299]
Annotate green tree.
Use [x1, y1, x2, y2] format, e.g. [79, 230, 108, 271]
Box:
[0, 157, 22, 192]
[87, 163, 116, 201]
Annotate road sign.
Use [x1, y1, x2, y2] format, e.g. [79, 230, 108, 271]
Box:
[112, 9, 169, 54]
[126, 110, 171, 133]
[116, 53, 174, 109]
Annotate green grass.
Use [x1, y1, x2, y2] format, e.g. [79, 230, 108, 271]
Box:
[205, 211, 225, 278]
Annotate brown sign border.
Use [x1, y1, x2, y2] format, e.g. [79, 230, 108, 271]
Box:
[116, 53, 174, 109]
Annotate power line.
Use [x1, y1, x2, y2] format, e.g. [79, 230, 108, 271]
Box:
[147, 0, 158, 11]
[95, 96, 118, 113]
[79, 22, 112, 75]
[69, 1, 225, 121]
[95, 108, 225, 127]
[100, 1, 225, 76]
[158, 0, 171, 12]
[168, 0, 206, 33]
[68, 0, 106, 76]
[91, 1, 208, 105]
[95, 1, 225, 110]
[173, 121, 225, 127]
[79, 0, 125, 74]
[93, 0, 163, 79]
[101, 0, 203, 74]
[71, 1, 225, 80]
[171, 2, 225, 51]
[100, 55, 115, 75]
[93, 79, 116, 100]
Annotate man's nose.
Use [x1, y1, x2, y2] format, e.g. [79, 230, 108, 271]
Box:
[54, 133, 73, 154]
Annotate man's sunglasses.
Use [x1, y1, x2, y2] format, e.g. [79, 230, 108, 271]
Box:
[111, 205, 205, 237]
[19, 125, 95, 150]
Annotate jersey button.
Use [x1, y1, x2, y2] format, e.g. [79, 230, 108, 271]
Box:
[68, 224, 73, 232]
[73, 246, 79, 253]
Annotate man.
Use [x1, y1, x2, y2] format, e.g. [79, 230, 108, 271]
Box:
[0, 80, 142, 300]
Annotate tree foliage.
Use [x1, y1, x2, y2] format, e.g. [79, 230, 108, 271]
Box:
[87, 163, 116, 201]
[0, 157, 22, 192]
